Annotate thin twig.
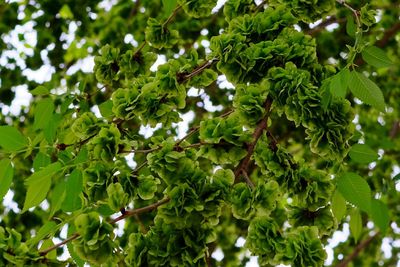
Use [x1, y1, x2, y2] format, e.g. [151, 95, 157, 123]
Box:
[335, 232, 379, 267]
[39, 198, 170, 256]
[234, 99, 273, 183]
[176, 126, 200, 146]
[336, 0, 361, 27]
[111, 197, 170, 224]
[389, 121, 400, 139]
[178, 59, 218, 83]
[39, 233, 80, 256]
[162, 5, 182, 28]
[241, 170, 255, 189]
[134, 41, 146, 56]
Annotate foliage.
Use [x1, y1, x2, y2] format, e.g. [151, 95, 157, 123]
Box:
[0, 0, 400, 266]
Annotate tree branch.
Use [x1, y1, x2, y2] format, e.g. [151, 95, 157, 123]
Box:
[111, 197, 170, 224]
[335, 232, 379, 267]
[39, 233, 80, 256]
[376, 22, 400, 48]
[178, 59, 218, 83]
[234, 99, 273, 184]
[39, 198, 170, 256]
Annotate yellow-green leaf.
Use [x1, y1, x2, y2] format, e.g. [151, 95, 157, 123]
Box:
[370, 199, 389, 233]
[350, 208, 362, 242]
[337, 172, 371, 213]
[362, 46, 393, 68]
[0, 159, 13, 200]
[34, 98, 55, 130]
[331, 190, 346, 221]
[349, 144, 378, 164]
[23, 162, 62, 212]
[349, 71, 385, 112]
[0, 126, 28, 151]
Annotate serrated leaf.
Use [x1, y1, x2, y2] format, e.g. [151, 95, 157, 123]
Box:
[0, 159, 14, 200]
[23, 162, 62, 212]
[349, 144, 378, 164]
[34, 98, 55, 130]
[27, 221, 58, 247]
[350, 208, 362, 242]
[393, 173, 400, 182]
[50, 180, 66, 217]
[370, 199, 389, 233]
[0, 126, 28, 151]
[362, 46, 393, 68]
[337, 172, 371, 213]
[332, 190, 346, 221]
[61, 170, 82, 212]
[162, 0, 177, 16]
[349, 71, 385, 112]
[31, 86, 49, 96]
[330, 69, 349, 99]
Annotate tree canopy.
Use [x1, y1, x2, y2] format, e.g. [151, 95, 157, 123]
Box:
[0, 0, 400, 266]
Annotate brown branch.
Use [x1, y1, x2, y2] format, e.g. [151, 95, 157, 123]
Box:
[389, 121, 400, 139]
[307, 16, 346, 36]
[39, 233, 80, 256]
[162, 5, 182, 28]
[376, 22, 400, 48]
[335, 232, 380, 267]
[128, 0, 140, 19]
[241, 170, 255, 189]
[111, 197, 170, 224]
[234, 99, 273, 183]
[39, 198, 170, 256]
[178, 59, 218, 83]
[335, 0, 360, 27]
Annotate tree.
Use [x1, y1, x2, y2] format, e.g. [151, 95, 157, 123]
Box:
[0, 0, 399, 266]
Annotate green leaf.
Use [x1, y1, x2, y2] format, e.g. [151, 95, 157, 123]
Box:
[330, 69, 349, 99]
[33, 152, 51, 171]
[50, 180, 67, 217]
[349, 71, 385, 112]
[349, 208, 362, 242]
[67, 224, 85, 266]
[34, 98, 55, 130]
[59, 4, 74, 19]
[337, 172, 371, 213]
[393, 173, 400, 182]
[370, 199, 389, 233]
[0, 159, 14, 201]
[362, 46, 393, 68]
[44, 113, 61, 143]
[41, 239, 57, 259]
[23, 162, 62, 212]
[98, 100, 114, 117]
[61, 170, 82, 212]
[31, 86, 50, 96]
[162, 0, 177, 16]
[349, 144, 378, 164]
[346, 15, 356, 38]
[331, 190, 346, 221]
[26, 221, 58, 247]
[0, 126, 28, 151]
